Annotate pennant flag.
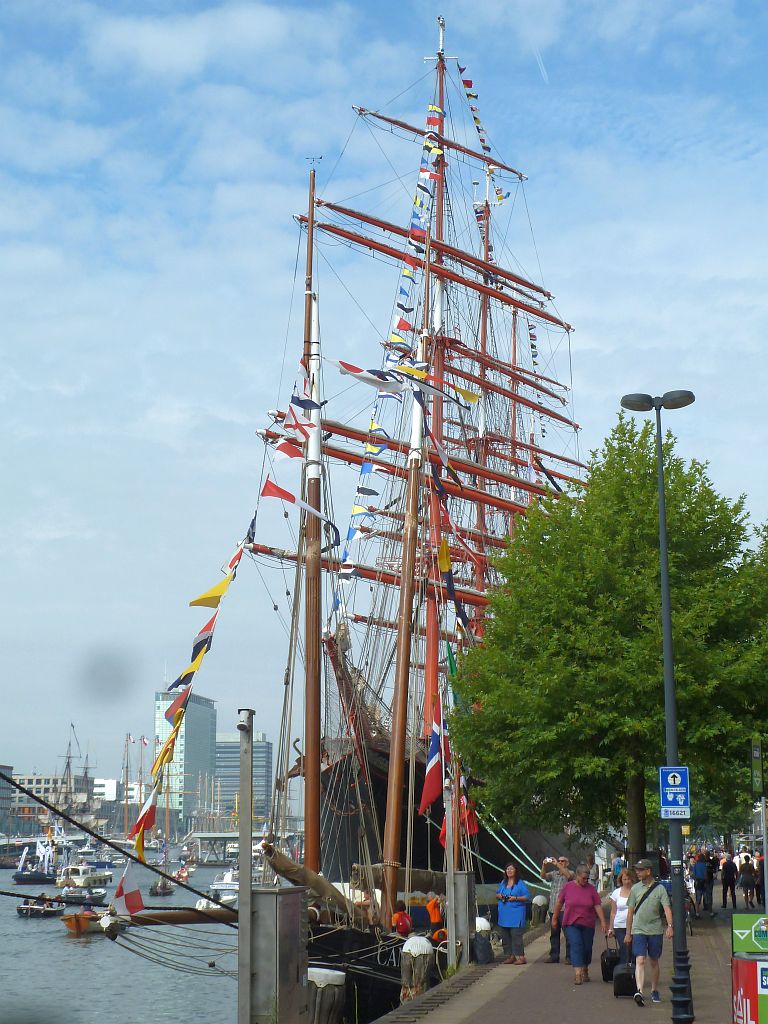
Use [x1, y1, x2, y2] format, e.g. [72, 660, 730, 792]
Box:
[397, 303, 414, 314]
[283, 404, 316, 441]
[167, 645, 206, 691]
[140, 735, 149, 746]
[356, 486, 378, 497]
[128, 734, 135, 743]
[419, 698, 450, 815]
[437, 536, 451, 574]
[114, 862, 145, 916]
[446, 641, 458, 678]
[128, 775, 162, 843]
[151, 718, 183, 775]
[261, 477, 340, 548]
[331, 359, 406, 394]
[290, 392, 321, 413]
[189, 573, 234, 609]
[396, 318, 413, 333]
[224, 543, 244, 576]
[274, 437, 303, 460]
[165, 681, 193, 722]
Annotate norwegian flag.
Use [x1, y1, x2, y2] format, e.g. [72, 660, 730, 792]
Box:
[419, 698, 450, 815]
[114, 862, 145, 916]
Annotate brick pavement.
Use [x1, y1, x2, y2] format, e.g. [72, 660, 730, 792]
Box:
[381, 909, 733, 1023]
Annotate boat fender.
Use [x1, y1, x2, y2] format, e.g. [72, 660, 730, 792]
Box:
[402, 935, 433, 956]
[307, 968, 346, 988]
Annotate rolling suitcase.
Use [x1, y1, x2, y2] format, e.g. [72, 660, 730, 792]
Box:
[613, 960, 636, 998]
[600, 937, 621, 982]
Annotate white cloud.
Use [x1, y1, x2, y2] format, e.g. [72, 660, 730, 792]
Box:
[0, 104, 112, 173]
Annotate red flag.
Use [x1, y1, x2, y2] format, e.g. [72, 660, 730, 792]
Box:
[396, 317, 413, 333]
[165, 681, 193, 724]
[114, 863, 145, 916]
[462, 79, 473, 88]
[261, 476, 296, 504]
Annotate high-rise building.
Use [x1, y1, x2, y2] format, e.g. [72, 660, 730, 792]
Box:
[0, 765, 13, 838]
[154, 691, 216, 834]
[215, 732, 272, 819]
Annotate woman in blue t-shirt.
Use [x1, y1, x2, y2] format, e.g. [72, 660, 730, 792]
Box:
[496, 862, 530, 964]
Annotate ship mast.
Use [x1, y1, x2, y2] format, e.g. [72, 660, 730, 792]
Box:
[381, 15, 446, 925]
[302, 169, 323, 874]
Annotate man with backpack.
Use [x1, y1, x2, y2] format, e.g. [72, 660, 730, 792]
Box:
[623, 858, 673, 1006]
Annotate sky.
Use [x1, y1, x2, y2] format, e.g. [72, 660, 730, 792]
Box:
[2, 0, 767, 785]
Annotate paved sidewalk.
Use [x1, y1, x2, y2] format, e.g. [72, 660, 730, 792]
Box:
[384, 910, 732, 1023]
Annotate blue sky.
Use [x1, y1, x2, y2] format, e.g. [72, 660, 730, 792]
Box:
[2, 0, 766, 785]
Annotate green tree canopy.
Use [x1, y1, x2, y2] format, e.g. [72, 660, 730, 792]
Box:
[452, 416, 768, 859]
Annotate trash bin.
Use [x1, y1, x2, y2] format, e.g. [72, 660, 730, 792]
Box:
[731, 914, 768, 1022]
[531, 894, 548, 925]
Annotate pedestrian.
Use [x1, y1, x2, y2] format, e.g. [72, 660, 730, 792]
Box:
[495, 862, 530, 965]
[608, 867, 637, 964]
[738, 855, 757, 909]
[624, 858, 673, 1006]
[391, 900, 413, 936]
[587, 854, 600, 889]
[612, 851, 625, 886]
[540, 855, 574, 964]
[551, 863, 608, 985]
[722, 853, 738, 909]
[705, 851, 717, 916]
[755, 852, 765, 908]
[658, 848, 670, 880]
[692, 853, 708, 916]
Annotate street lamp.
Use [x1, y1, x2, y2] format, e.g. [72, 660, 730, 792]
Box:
[620, 390, 695, 1023]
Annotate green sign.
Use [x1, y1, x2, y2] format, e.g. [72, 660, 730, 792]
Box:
[752, 737, 764, 797]
[733, 913, 768, 954]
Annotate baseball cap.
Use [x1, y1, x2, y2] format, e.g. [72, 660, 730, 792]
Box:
[634, 858, 653, 870]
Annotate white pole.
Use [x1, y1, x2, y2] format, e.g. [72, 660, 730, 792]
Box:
[762, 797, 768, 909]
[444, 779, 457, 969]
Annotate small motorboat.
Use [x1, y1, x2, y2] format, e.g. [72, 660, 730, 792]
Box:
[56, 863, 113, 888]
[60, 886, 107, 906]
[13, 868, 56, 886]
[17, 898, 65, 918]
[149, 877, 175, 897]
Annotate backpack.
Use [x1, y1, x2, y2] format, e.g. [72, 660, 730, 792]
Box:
[395, 912, 413, 936]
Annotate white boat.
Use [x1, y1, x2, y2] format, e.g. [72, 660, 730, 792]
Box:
[56, 863, 113, 888]
[209, 866, 239, 897]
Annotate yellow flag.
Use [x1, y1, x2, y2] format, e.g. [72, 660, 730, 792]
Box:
[174, 646, 207, 688]
[134, 826, 146, 864]
[453, 384, 480, 404]
[438, 537, 452, 574]
[151, 718, 182, 776]
[189, 572, 234, 608]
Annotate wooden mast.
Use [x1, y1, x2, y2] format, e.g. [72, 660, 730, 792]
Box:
[302, 168, 323, 874]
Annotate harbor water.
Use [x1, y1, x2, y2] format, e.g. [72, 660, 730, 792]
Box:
[0, 863, 237, 1023]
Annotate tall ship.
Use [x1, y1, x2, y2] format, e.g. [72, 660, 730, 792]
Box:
[120, 17, 586, 1023]
[247, 15, 584, 1019]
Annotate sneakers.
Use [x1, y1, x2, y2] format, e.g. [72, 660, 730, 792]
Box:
[651, 991, 661, 1003]
[634, 991, 645, 1006]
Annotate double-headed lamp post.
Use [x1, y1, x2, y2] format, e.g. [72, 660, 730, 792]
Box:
[620, 390, 695, 1023]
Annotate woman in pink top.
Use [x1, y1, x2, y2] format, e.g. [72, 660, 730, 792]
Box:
[552, 864, 608, 985]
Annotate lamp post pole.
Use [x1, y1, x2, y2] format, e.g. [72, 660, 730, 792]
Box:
[621, 390, 695, 1023]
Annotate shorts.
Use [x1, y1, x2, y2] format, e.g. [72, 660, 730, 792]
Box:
[632, 933, 663, 960]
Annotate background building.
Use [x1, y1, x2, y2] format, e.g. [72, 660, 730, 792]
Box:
[0, 765, 13, 838]
[214, 731, 272, 821]
[154, 691, 216, 835]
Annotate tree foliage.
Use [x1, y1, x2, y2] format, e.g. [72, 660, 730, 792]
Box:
[452, 416, 768, 856]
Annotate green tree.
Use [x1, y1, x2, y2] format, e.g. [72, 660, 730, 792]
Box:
[452, 416, 768, 861]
